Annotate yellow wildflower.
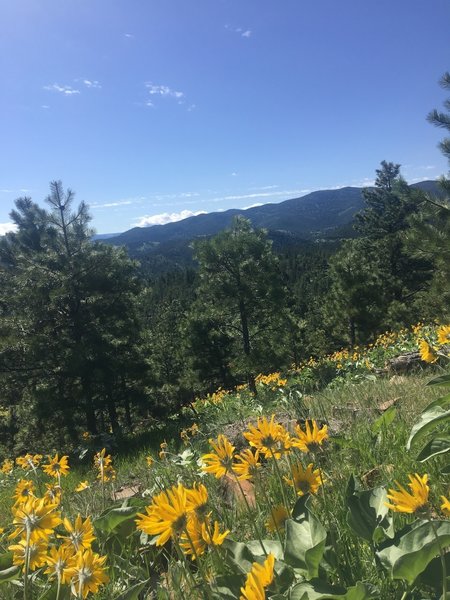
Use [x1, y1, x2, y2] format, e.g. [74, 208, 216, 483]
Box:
[75, 481, 90, 492]
[441, 495, 450, 517]
[437, 325, 450, 345]
[135, 484, 193, 546]
[284, 463, 323, 496]
[15, 454, 42, 471]
[419, 340, 438, 364]
[266, 505, 290, 533]
[385, 473, 429, 514]
[9, 538, 48, 570]
[44, 545, 77, 584]
[201, 434, 235, 478]
[42, 454, 70, 479]
[65, 548, 109, 599]
[1, 458, 13, 474]
[240, 553, 275, 600]
[10, 496, 61, 542]
[233, 449, 261, 481]
[291, 420, 328, 453]
[13, 479, 35, 505]
[61, 515, 96, 551]
[243, 415, 290, 460]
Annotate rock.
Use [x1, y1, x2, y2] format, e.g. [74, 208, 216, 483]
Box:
[388, 351, 422, 373]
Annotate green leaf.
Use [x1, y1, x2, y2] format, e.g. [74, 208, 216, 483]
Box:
[94, 506, 139, 535]
[415, 553, 450, 592]
[416, 435, 450, 461]
[292, 494, 312, 521]
[420, 392, 450, 412]
[289, 580, 375, 599]
[113, 580, 150, 600]
[222, 539, 254, 573]
[284, 515, 327, 578]
[0, 553, 13, 570]
[212, 574, 245, 599]
[39, 584, 71, 600]
[426, 373, 450, 387]
[346, 484, 393, 543]
[371, 406, 397, 435]
[247, 540, 283, 559]
[406, 405, 450, 450]
[0, 565, 21, 583]
[377, 519, 450, 585]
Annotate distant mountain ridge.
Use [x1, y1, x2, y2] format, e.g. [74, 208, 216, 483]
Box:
[104, 180, 439, 250]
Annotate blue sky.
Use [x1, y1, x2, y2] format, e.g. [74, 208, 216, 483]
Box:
[1, 0, 449, 234]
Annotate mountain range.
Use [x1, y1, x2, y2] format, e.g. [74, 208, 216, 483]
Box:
[103, 181, 439, 255]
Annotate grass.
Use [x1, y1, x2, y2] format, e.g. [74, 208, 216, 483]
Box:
[0, 323, 448, 599]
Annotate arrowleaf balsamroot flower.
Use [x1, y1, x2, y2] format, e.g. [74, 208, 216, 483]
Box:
[10, 496, 61, 542]
[136, 483, 193, 546]
[179, 514, 229, 559]
[61, 515, 96, 551]
[437, 325, 450, 345]
[233, 449, 261, 481]
[243, 415, 290, 460]
[44, 545, 77, 584]
[186, 483, 209, 521]
[1, 458, 13, 474]
[419, 340, 438, 364]
[266, 504, 290, 533]
[13, 479, 35, 505]
[42, 453, 70, 478]
[240, 552, 275, 600]
[15, 453, 42, 471]
[9, 538, 48, 570]
[201, 434, 235, 478]
[441, 495, 450, 517]
[284, 463, 323, 496]
[291, 420, 328, 453]
[385, 473, 429, 514]
[65, 548, 109, 599]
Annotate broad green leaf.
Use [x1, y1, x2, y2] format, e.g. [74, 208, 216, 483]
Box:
[222, 539, 253, 573]
[94, 506, 139, 535]
[247, 540, 283, 558]
[0, 552, 12, 570]
[0, 565, 21, 583]
[416, 435, 450, 462]
[113, 580, 150, 600]
[377, 519, 450, 585]
[346, 484, 393, 543]
[284, 516, 326, 578]
[372, 406, 397, 435]
[212, 574, 244, 599]
[406, 406, 450, 450]
[427, 373, 450, 387]
[415, 553, 450, 592]
[292, 494, 312, 521]
[39, 584, 71, 600]
[289, 580, 375, 599]
[419, 392, 450, 412]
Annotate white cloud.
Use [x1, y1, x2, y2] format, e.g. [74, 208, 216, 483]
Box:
[41, 104, 50, 109]
[225, 25, 252, 38]
[243, 203, 263, 209]
[231, 172, 238, 177]
[0, 223, 18, 236]
[209, 189, 310, 203]
[91, 197, 144, 209]
[145, 83, 184, 99]
[44, 83, 80, 95]
[136, 209, 206, 227]
[83, 79, 101, 89]
[124, 33, 134, 38]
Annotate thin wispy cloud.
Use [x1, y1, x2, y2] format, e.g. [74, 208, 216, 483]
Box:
[209, 189, 311, 203]
[91, 198, 144, 209]
[82, 79, 101, 89]
[145, 83, 184, 99]
[0, 223, 18, 236]
[225, 25, 252, 38]
[44, 83, 80, 96]
[136, 209, 206, 227]
[124, 33, 134, 38]
[243, 203, 263, 209]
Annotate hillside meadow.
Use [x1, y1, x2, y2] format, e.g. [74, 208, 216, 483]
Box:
[0, 323, 449, 599]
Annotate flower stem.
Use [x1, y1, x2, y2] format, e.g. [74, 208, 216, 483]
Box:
[23, 528, 31, 600]
[268, 448, 289, 510]
[231, 471, 268, 556]
[429, 517, 447, 600]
